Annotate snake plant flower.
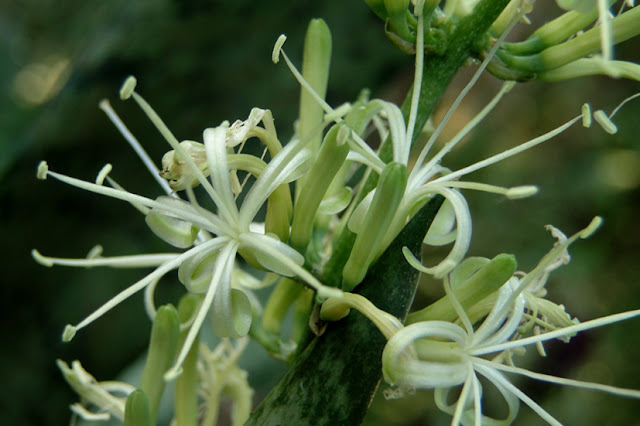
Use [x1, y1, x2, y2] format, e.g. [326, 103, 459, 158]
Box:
[34, 76, 342, 381]
[381, 218, 640, 425]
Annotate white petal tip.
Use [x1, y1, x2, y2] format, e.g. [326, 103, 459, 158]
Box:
[62, 325, 77, 342]
[580, 216, 603, 239]
[272, 35, 287, 64]
[119, 76, 137, 100]
[164, 367, 183, 382]
[37, 161, 49, 180]
[31, 249, 54, 267]
[506, 185, 538, 199]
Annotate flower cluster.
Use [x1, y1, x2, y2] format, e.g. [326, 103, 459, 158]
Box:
[33, 0, 640, 424]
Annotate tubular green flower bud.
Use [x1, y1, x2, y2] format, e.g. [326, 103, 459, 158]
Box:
[290, 123, 351, 252]
[407, 253, 517, 324]
[342, 162, 408, 291]
[298, 19, 332, 154]
[538, 58, 640, 82]
[503, 3, 608, 55]
[124, 389, 151, 426]
[139, 305, 180, 425]
[384, 0, 414, 43]
[499, 6, 640, 73]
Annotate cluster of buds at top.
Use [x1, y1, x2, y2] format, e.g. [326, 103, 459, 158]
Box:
[364, 0, 640, 81]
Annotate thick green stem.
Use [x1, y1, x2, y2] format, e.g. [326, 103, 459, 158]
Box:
[246, 195, 444, 425]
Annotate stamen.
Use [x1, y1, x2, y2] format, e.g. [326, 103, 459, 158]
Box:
[272, 35, 287, 64]
[61, 237, 228, 342]
[505, 185, 538, 199]
[479, 357, 640, 398]
[62, 325, 76, 342]
[37, 161, 49, 180]
[272, 37, 335, 117]
[471, 308, 640, 356]
[95, 164, 112, 185]
[431, 115, 582, 184]
[609, 91, 640, 118]
[411, 82, 515, 188]
[119, 75, 137, 100]
[582, 103, 592, 127]
[594, 109, 618, 134]
[426, 180, 537, 199]
[42, 167, 224, 234]
[413, 8, 525, 170]
[121, 79, 235, 224]
[31, 249, 179, 268]
[99, 99, 173, 196]
[579, 216, 602, 238]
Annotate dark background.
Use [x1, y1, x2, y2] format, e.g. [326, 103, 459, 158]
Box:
[1, 1, 639, 425]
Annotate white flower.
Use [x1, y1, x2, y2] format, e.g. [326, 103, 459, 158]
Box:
[34, 76, 341, 380]
[381, 219, 640, 425]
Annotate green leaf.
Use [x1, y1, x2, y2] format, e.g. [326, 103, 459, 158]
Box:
[245, 195, 444, 425]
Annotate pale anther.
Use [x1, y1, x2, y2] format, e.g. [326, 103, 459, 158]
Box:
[95, 164, 112, 185]
[272, 35, 287, 64]
[37, 161, 49, 180]
[594, 110, 618, 134]
[582, 103, 592, 128]
[62, 325, 77, 342]
[119, 76, 137, 100]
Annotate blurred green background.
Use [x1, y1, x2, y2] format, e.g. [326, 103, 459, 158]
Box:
[1, 1, 639, 425]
